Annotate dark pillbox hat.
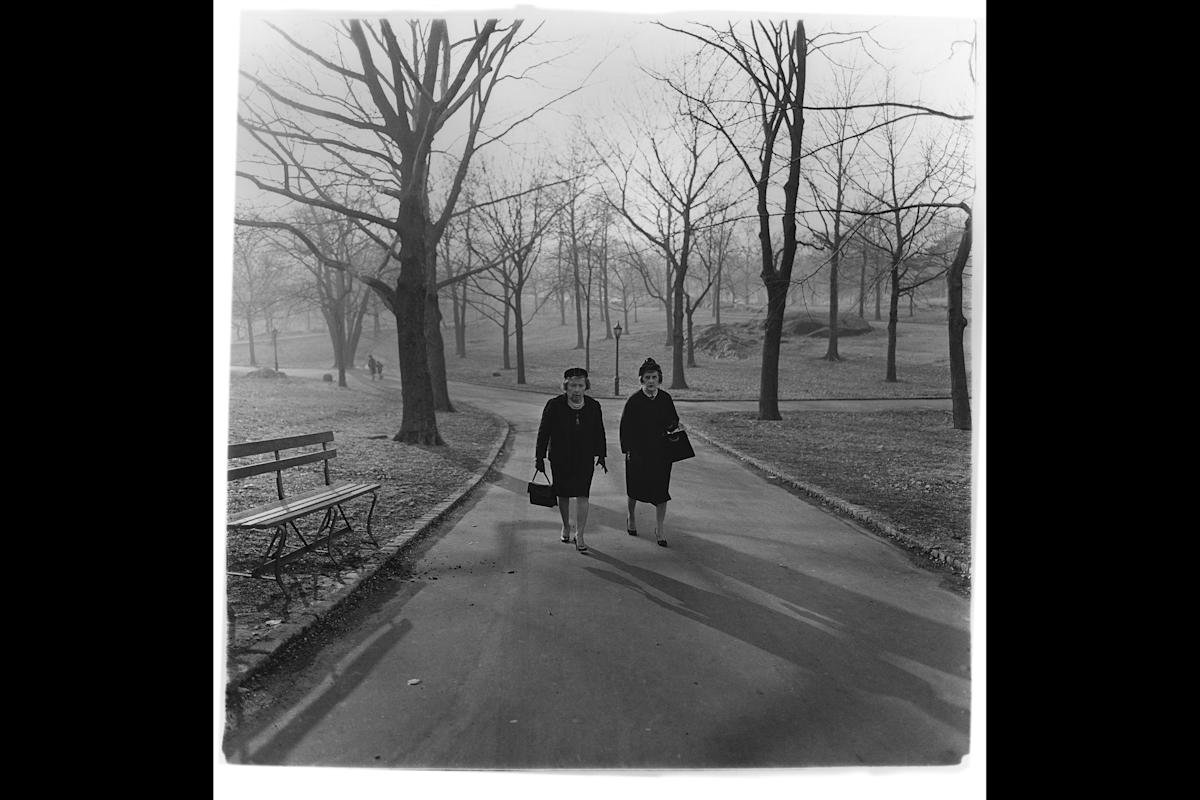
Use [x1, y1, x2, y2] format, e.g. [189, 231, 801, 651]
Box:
[638, 358, 661, 377]
[564, 367, 588, 379]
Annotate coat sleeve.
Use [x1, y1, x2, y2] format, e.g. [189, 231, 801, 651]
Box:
[592, 399, 607, 457]
[536, 399, 554, 460]
[665, 394, 680, 431]
[619, 396, 633, 454]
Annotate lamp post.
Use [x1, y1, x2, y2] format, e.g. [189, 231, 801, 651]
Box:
[272, 327, 279, 372]
[613, 322, 622, 397]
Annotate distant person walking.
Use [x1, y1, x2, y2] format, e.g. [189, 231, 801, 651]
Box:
[367, 354, 379, 380]
[375, 360, 384, 380]
[536, 367, 608, 553]
[620, 357, 682, 547]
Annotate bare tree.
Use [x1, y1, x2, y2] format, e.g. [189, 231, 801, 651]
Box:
[232, 223, 293, 366]
[235, 16, 573, 443]
[946, 207, 972, 430]
[471, 158, 564, 384]
[660, 19, 972, 418]
[802, 62, 874, 361]
[855, 85, 971, 383]
[594, 55, 735, 389]
[274, 203, 387, 387]
[658, 19, 812, 417]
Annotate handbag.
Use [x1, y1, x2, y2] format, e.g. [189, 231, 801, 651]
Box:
[664, 427, 696, 463]
[527, 469, 557, 507]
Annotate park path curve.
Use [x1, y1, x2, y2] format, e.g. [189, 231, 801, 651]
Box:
[223, 373, 970, 768]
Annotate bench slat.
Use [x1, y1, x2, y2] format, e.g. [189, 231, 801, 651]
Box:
[228, 481, 380, 528]
[227, 448, 337, 481]
[228, 431, 335, 459]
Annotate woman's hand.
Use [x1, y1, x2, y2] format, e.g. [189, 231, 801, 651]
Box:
[596, 455, 608, 473]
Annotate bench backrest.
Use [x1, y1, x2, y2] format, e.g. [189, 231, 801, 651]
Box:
[227, 431, 337, 500]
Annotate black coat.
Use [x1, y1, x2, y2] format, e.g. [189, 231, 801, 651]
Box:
[536, 394, 607, 478]
[619, 389, 679, 504]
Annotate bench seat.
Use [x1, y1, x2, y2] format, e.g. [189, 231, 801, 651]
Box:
[228, 480, 382, 530]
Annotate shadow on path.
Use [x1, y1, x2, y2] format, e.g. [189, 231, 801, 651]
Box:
[584, 547, 969, 746]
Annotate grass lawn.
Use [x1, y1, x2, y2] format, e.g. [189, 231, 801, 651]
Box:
[232, 304, 969, 400]
[224, 375, 506, 658]
[689, 408, 972, 589]
[225, 299, 977, 611]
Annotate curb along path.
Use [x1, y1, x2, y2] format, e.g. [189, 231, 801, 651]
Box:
[226, 407, 513, 701]
[686, 424, 972, 581]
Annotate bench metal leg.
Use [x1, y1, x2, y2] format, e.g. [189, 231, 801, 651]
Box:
[350, 492, 380, 548]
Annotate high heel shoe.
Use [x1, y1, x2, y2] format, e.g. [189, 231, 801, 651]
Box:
[654, 530, 668, 547]
[575, 538, 589, 554]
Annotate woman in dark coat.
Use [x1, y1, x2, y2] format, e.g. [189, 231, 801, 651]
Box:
[620, 357, 682, 547]
[536, 367, 608, 553]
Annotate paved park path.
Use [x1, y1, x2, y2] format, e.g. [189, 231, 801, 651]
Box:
[223, 376, 970, 768]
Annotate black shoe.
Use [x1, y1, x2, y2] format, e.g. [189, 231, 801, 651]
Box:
[627, 529, 638, 536]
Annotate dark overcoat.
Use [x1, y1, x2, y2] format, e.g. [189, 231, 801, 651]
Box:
[536, 394, 607, 497]
[619, 389, 680, 504]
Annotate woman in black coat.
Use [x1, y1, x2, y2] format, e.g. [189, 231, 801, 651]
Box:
[619, 357, 682, 547]
[536, 367, 608, 553]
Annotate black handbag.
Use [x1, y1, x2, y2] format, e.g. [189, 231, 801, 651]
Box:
[664, 427, 696, 463]
[527, 469, 557, 507]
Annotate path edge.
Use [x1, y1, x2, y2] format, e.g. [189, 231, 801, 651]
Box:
[225, 408, 514, 703]
[687, 425, 972, 583]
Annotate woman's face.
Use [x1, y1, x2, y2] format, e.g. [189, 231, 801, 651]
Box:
[566, 377, 587, 401]
[640, 371, 661, 391]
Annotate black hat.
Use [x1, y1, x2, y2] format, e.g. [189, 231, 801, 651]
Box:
[563, 367, 588, 379]
[637, 358, 662, 377]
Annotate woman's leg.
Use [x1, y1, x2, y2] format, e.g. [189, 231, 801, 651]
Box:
[626, 496, 637, 532]
[558, 497, 572, 541]
[654, 502, 668, 545]
[575, 497, 590, 546]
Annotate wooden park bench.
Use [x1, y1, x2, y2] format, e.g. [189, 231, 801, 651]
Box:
[226, 431, 381, 592]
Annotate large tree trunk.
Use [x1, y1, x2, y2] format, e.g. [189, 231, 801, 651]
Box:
[393, 198, 443, 445]
[557, 236, 567, 325]
[601, 237, 612, 340]
[246, 314, 257, 366]
[713, 265, 722, 324]
[859, 247, 866, 318]
[452, 284, 467, 357]
[333, 312, 347, 388]
[874, 267, 882, 321]
[757, 278, 788, 420]
[947, 214, 972, 430]
[670, 267, 688, 388]
[347, 289, 370, 369]
[686, 302, 696, 368]
[825, 226, 841, 361]
[573, 240, 584, 349]
[515, 290, 527, 384]
[425, 291, 454, 412]
[885, 262, 900, 382]
[424, 245, 454, 412]
[320, 305, 348, 386]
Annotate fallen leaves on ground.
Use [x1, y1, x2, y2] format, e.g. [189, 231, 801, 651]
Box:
[224, 377, 505, 658]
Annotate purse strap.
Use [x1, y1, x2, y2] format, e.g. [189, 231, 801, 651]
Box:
[531, 468, 550, 484]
